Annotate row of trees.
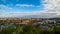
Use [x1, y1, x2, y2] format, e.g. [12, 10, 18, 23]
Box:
[0, 24, 60, 34]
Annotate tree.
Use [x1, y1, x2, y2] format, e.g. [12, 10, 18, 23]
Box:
[54, 26, 60, 34]
[0, 27, 16, 34]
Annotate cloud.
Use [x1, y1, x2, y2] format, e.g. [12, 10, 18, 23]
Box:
[0, 10, 59, 18]
[0, 4, 13, 15]
[0, 4, 40, 18]
[16, 4, 40, 7]
[0, 11, 57, 18]
[1, 0, 60, 18]
[42, 0, 60, 11]
[0, 4, 13, 9]
[16, 4, 34, 7]
[0, 4, 13, 12]
[0, 5, 7, 8]
[40, 0, 60, 17]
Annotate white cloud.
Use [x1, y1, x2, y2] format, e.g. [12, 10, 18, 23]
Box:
[42, 0, 60, 11]
[0, 5, 13, 17]
[0, 4, 13, 9]
[16, 4, 34, 7]
[40, 0, 60, 17]
[0, 5, 7, 8]
[0, 10, 58, 18]
[16, 4, 40, 7]
[1, 0, 60, 18]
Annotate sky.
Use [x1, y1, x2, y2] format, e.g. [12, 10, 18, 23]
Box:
[0, 0, 60, 18]
[0, 0, 42, 13]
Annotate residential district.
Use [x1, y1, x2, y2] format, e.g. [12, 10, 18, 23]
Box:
[0, 18, 60, 29]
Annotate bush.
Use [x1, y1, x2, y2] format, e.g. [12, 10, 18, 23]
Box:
[54, 26, 60, 34]
[0, 27, 16, 34]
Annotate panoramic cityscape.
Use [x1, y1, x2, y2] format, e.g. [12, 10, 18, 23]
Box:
[0, 0, 60, 34]
[0, 18, 60, 34]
